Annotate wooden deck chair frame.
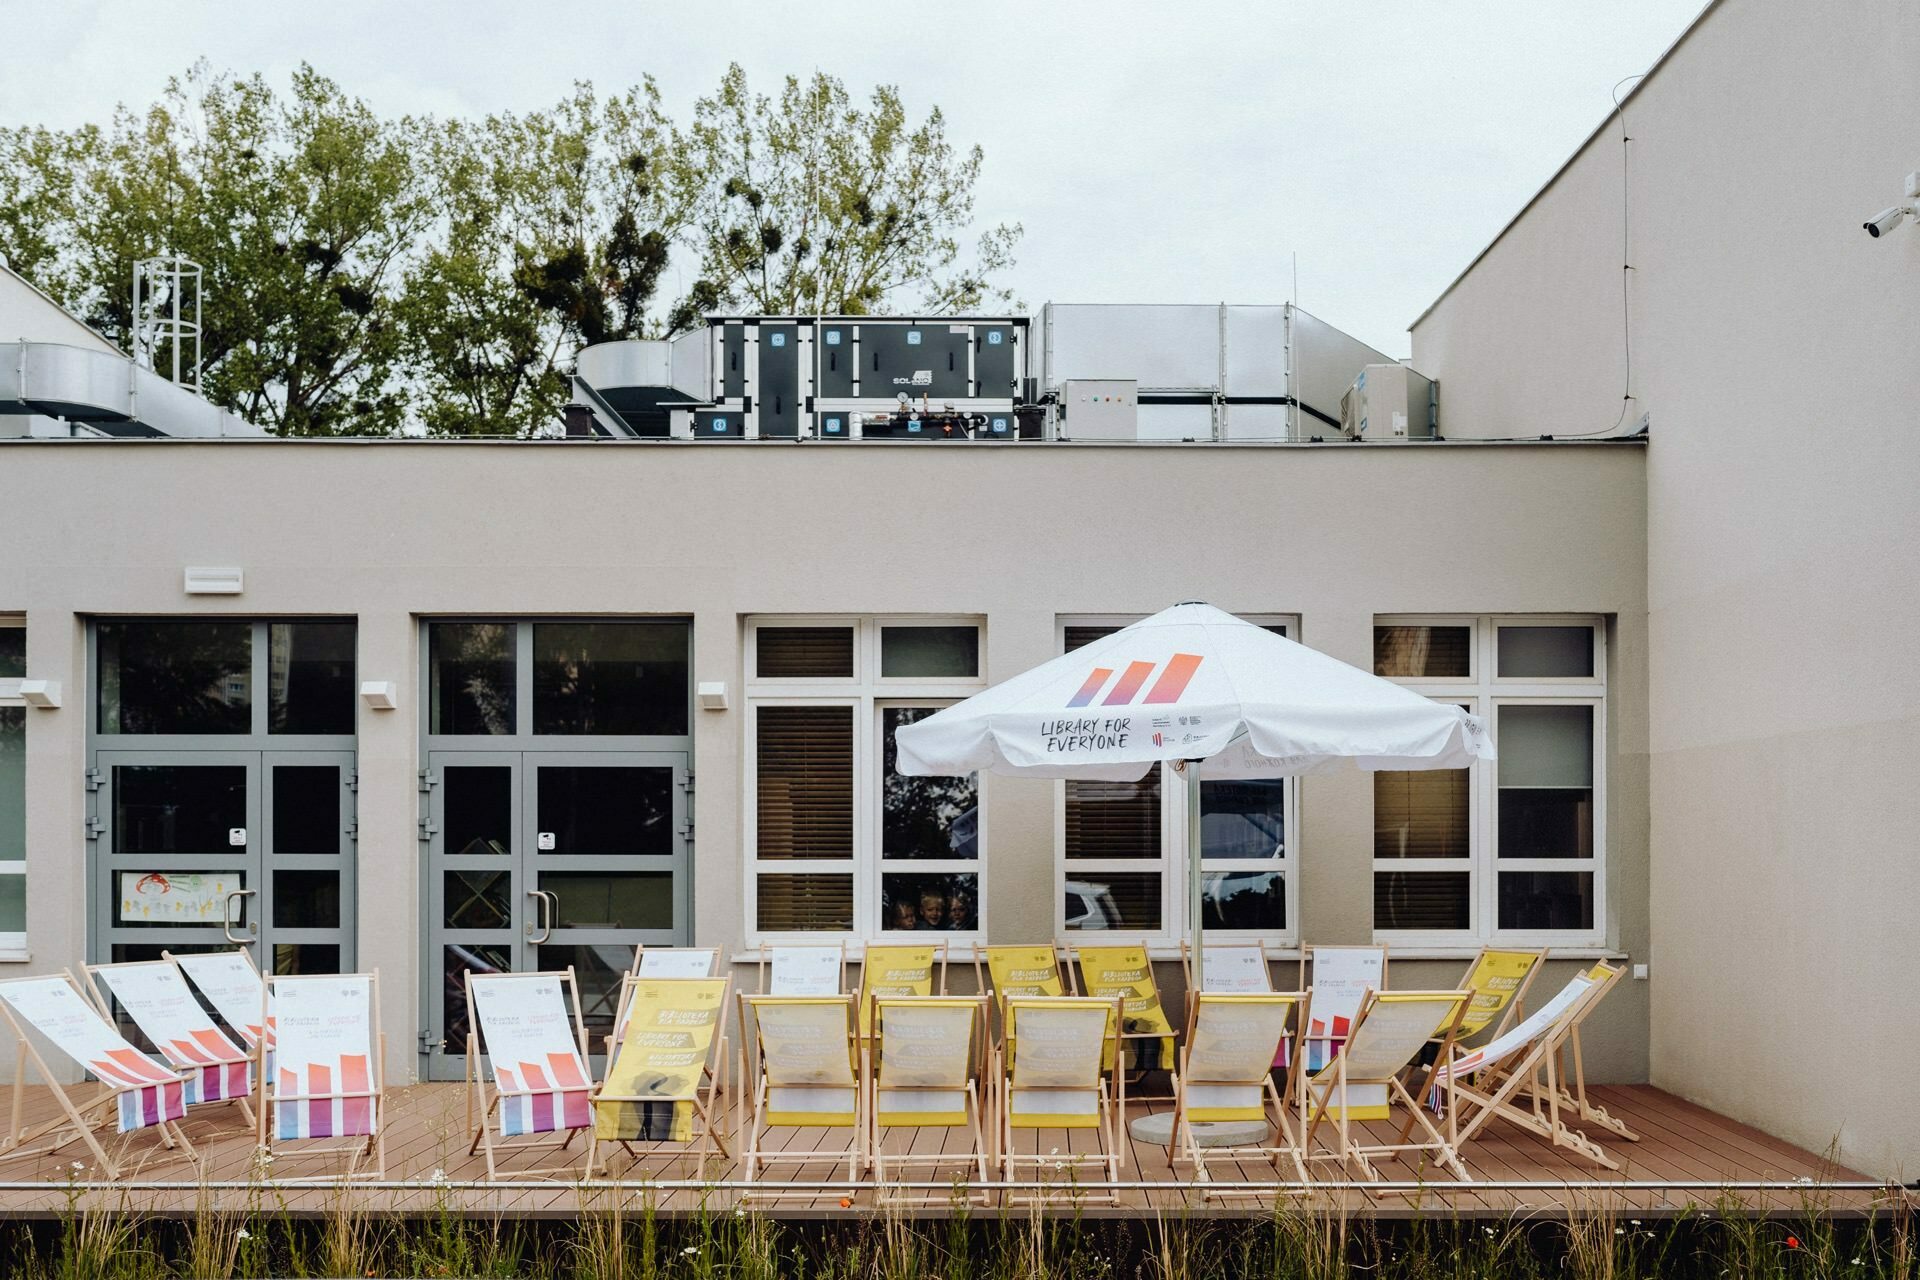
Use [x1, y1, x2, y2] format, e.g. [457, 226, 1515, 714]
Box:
[1301, 989, 1471, 1184]
[996, 995, 1127, 1204]
[631, 946, 724, 979]
[165, 947, 272, 1061]
[737, 993, 867, 1199]
[1448, 946, 1548, 1046]
[1068, 943, 1178, 1098]
[462, 967, 596, 1180]
[1435, 962, 1629, 1170]
[257, 971, 387, 1182]
[588, 974, 733, 1179]
[1170, 991, 1311, 1197]
[0, 971, 198, 1180]
[869, 995, 991, 1207]
[1511, 962, 1638, 1144]
[82, 958, 257, 1136]
[756, 941, 847, 995]
[1296, 943, 1390, 1077]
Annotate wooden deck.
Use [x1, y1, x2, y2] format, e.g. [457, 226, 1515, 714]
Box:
[0, 1082, 1886, 1220]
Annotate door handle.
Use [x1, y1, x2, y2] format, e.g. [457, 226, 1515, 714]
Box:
[222, 889, 258, 945]
[526, 889, 555, 945]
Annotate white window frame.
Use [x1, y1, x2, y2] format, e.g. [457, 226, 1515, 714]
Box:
[1052, 613, 1300, 951]
[744, 615, 987, 952]
[0, 616, 28, 958]
[1372, 614, 1606, 949]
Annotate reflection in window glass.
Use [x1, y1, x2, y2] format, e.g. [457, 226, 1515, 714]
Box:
[1498, 705, 1594, 860]
[880, 872, 978, 932]
[880, 627, 979, 678]
[757, 873, 853, 931]
[1373, 770, 1469, 858]
[444, 943, 509, 1051]
[0, 626, 22, 679]
[1373, 625, 1472, 678]
[272, 944, 339, 975]
[1497, 626, 1594, 679]
[1375, 871, 1471, 930]
[544, 871, 673, 930]
[1200, 780, 1285, 858]
[533, 622, 689, 736]
[536, 944, 632, 1044]
[1062, 871, 1160, 932]
[429, 623, 515, 735]
[269, 622, 356, 735]
[443, 870, 510, 930]
[1203, 871, 1284, 930]
[881, 707, 977, 859]
[1064, 776, 1160, 859]
[536, 767, 672, 855]
[98, 621, 251, 734]
[113, 766, 247, 854]
[1498, 871, 1593, 931]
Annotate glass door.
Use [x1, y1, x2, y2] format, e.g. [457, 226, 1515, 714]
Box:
[422, 751, 689, 1080]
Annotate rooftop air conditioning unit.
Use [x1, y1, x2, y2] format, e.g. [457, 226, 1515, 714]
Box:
[1340, 364, 1410, 440]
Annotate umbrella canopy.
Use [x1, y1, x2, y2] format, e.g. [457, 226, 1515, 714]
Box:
[895, 602, 1492, 781]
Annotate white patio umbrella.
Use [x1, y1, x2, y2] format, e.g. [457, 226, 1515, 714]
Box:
[895, 602, 1494, 949]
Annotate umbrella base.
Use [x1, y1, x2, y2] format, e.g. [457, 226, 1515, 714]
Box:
[1127, 1113, 1270, 1148]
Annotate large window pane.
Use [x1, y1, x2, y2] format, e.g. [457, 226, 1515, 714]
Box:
[0, 626, 22, 679]
[881, 707, 978, 859]
[543, 871, 673, 930]
[756, 706, 853, 859]
[1063, 871, 1160, 932]
[1200, 779, 1285, 858]
[756, 627, 854, 679]
[1374, 871, 1472, 930]
[1203, 870, 1284, 930]
[1373, 770, 1469, 858]
[98, 621, 251, 735]
[536, 766, 673, 856]
[881, 872, 978, 932]
[272, 766, 340, 855]
[1498, 705, 1594, 859]
[1498, 871, 1594, 931]
[113, 765, 247, 854]
[269, 622, 356, 735]
[1064, 775, 1160, 860]
[1374, 625, 1471, 679]
[880, 627, 979, 678]
[1498, 626, 1594, 679]
[429, 623, 515, 735]
[0, 708, 21, 865]
[0, 876, 23, 934]
[757, 873, 853, 931]
[533, 622, 689, 736]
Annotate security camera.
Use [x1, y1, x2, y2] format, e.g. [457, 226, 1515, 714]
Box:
[1863, 206, 1910, 238]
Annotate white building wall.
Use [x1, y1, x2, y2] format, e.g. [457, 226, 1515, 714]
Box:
[1411, 0, 1920, 1176]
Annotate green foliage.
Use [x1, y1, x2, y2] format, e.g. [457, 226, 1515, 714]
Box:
[0, 62, 1021, 438]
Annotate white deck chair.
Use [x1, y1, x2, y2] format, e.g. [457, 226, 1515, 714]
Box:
[85, 959, 255, 1132]
[260, 971, 386, 1181]
[631, 946, 722, 978]
[0, 971, 197, 1178]
[738, 993, 866, 1197]
[998, 995, 1126, 1201]
[759, 942, 846, 995]
[1297, 943, 1389, 1118]
[1429, 962, 1628, 1169]
[1171, 991, 1310, 1195]
[464, 968, 595, 1180]
[870, 995, 990, 1205]
[167, 948, 272, 1063]
[589, 975, 732, 1178]
[1516, 961, 1639, 1143]
[1301, 989, 1471, 1183]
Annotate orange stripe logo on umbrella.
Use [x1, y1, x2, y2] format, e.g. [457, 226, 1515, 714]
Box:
[1066, 654, 1203, 708]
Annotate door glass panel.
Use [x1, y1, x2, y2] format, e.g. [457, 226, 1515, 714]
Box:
[543, 871, 673, 930]
[532, 622, 690, 736]
[1200, 779, 1286, 858]
[880, 871, 978, 933]
[445, 943, 510, 1053]
[535, 766, 672, 856]
[881, 707, 977, 858]
[444, 870, 511, 930]
[113, 765, 247, 854]
[272, 766, 340, 854]
[273, 870, 340, 928]
[1202, 870, 1285, 930]
[115, 871, 245, 927]
[429, 623, 516, 735]
[97, 621, 252, 734]
[536, 944, 633, 1045]
[271, 943, 339, 975]
[269, 622, 356, 734]
[444, 766, 512, 856]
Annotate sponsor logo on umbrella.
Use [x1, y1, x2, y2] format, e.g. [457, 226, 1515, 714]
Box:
[1065, 654, 1204, 708]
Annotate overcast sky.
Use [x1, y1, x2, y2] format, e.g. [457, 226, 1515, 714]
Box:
[1, 0, 1703, 358]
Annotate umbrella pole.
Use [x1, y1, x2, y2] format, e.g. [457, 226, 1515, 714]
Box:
[1185, 761, 1204, 966]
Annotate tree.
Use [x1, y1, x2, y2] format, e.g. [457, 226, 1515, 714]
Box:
[667, 65, 1021, 329]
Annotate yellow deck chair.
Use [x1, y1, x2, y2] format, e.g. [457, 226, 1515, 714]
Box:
[998, 995, 1126, 1200]
[870, 995, 990, 1205]
[1431, 962, 1630, 1169]
[739, 993, 866, 1196]
[1302, 989, 1471, 1183]
[588, 975, 731, 1178]
[463, 968, 595, 1180]
[983, 944, 1066, 1053]
[857, 943, 946, 1041]
[1171, 992, 1311, 1195]
[1073, 944, 1176, 1078]
[1449, 947, 1546, 1045]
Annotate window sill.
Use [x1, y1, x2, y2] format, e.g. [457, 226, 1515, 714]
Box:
[0, 952, 31, 964]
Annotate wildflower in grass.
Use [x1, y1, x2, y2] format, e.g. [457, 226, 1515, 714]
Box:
[1787, 1236, 1801, 1249]
[682, 1245, 699, 1256]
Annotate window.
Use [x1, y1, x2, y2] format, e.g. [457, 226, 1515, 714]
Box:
[427, 620, 691, 737]
[1372, 616, 1606, 945]
[0, 619, 23, 954]
[746, 617, 984, 945]
[1056, 615, 1298, 945]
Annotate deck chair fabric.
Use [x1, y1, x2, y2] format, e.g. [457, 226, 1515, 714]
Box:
[633, 947, 722, 978]
[1450, 948, 1546, 1043]
[263, 972, 386, 1179]
[88, 960, 253, 1109]
[0, 972, 196, 1175]
[1187, 941, 1283, 1067]
[870, 996, 990, 1200]
[762, 943, 845, 995]
[1075, 945, 1175, 1072]
[168, 949, 272, 1055]
[1303, 990, 1470, 1181]
[590, 976, 730, 1174]
[739, 994, 865, 1190]
[857, 943, 944, 1038]
[465, 970, 594, 1179]
[1298, 944, 1388, 1118]
[999, 996, 1126, 1191]
[1172, 992, 1309, 1188]
[984, 945, 1065, 1057]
